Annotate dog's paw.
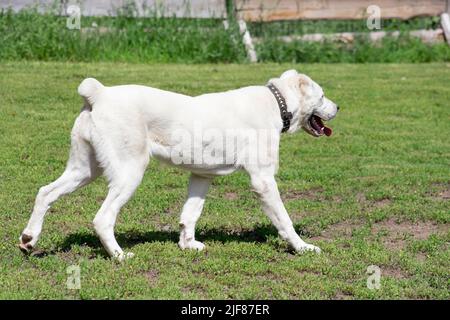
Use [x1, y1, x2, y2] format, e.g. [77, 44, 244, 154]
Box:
[114, 251, 135, 262]
[296, 243, 321, 254]
[178, 240, 205, 251]
[18, 233, 35, 254]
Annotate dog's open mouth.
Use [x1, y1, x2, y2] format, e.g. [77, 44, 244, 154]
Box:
[308, 115, 332, 137]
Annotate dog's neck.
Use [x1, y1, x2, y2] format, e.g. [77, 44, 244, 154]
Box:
[267, 83, 292, 133]
[268, 78, 302, 134]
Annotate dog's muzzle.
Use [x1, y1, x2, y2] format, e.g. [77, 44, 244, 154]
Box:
[304, 114, 332, 137]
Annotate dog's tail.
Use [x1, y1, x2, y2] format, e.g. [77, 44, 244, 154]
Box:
[78, 78, 104, 107]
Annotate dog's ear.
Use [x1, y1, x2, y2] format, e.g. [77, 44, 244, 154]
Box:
[280, 69, 298, 79]
[298, 74, 310, 87]
[297, 74, 311, 95]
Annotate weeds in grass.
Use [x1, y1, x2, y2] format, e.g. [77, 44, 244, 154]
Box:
[248, 16, 443, 37]
[1, 8, 449, 63]
[257, 35, 450, 63]
[0, 7, 246, 63]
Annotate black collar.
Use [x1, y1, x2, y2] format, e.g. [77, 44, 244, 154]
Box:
[267, 83, 292, 133]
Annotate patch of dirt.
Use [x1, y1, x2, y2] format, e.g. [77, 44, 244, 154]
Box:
[224, 192, 238, 200]
[310, 217, 448, 250]
[298, 269, 323, 277]
[283, 187, 325, 201]
[96, 196, 105, 204]
[334, 291, 353, 300]
[374, 198, 392, 208]
[356, 192, 392, 209]
[415, 252, 427, 262]
[372, 218, 447, 250]
[438, 190, 450, 199]
[356, 192, 367, 204]
[382, 266, 407, 279]
[257, 270, 284, 281]
[289, 210, 315, 221]
[311, 220, 365, 241]
[181, 284, 207, 297]
[373, 219, 443, 240]
[145, 269, 159, 285]
[429, 182, 450, 201]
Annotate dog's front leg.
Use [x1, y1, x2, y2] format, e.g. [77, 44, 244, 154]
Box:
[250, 174, 321, 254]
[178, 174, 212, 251]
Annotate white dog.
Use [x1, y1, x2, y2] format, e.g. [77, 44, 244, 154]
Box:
[19, 69, 338, 260]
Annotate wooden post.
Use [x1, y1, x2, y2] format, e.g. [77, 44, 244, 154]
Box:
[223, 1, 257, 62]
[441, 13, 450, 45]
[238, 19, 258, 62]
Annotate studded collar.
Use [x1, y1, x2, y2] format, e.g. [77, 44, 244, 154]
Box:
[267, 83, 292, 133]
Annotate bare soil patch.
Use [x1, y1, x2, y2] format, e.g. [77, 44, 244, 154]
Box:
[334, 290, 354, 300]
[372, 218, 447, 250]
[374, 198, 392, 208]
[382, 266, 407, 279]
[356, 192, 392, 209]
[429, 182, 450, 200]
[145, 269, 159, 286]
[310, 217, 447, 250]
[311, 220, 365, 241]
[224, 192, 238, 200]
[96, 196, 105, 204]
[283, 187, 325, 201]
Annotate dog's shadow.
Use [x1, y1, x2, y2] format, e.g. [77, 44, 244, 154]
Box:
[43, 224, 312, 259]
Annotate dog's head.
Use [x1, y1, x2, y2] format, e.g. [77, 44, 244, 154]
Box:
[279, 69, 339, 137]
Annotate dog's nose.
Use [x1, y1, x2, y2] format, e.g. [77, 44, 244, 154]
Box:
[336, 105, 340, 111]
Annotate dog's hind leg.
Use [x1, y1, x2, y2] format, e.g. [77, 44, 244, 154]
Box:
[178, 174, 212, 251]
[92, 160, 146, 261]
[20, 111, 100, 252]
[88, 123, 149, 260]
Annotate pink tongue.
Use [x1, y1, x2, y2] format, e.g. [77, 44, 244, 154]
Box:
[314, 115, 332, 137]
[322, 126, 332, 136]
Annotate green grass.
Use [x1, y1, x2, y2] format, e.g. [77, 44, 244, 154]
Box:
[1, 9, 450, 63]
[0, 62, 449, 299]
[0, 8, 246, 63]
[257, 36, 450, 63]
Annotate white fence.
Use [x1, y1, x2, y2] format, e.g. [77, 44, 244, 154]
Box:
[2, 0, 449, 20]
[0, 0, 227, 18]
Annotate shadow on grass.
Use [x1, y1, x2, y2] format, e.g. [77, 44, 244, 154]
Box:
[29, 224, 312, 259]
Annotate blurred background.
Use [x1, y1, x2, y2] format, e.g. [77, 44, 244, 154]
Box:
[1, 0, 449, 63]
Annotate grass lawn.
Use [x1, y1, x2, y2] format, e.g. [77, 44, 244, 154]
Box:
[0, 61, 448, 299]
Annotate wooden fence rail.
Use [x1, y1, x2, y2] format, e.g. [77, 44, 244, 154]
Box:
[1, 0, 449, 20]
[235, 0, 449, 21]
[0, 0, 227, 18]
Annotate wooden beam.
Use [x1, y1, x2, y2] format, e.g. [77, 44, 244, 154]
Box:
[252, 29, 445, 44]
[1, 0, 228, 18]
[238, 20, 258, 62]
[441, 13, 450, 44]
[235, 0, 447, 21]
